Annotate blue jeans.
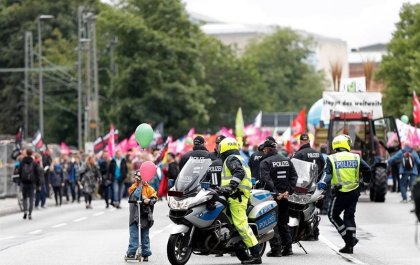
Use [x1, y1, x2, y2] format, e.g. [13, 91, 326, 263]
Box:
[113, 181, 124, 205]
[35, 184, 47, 207]
[127, 223, 151, 257]
[102, 184, 113, 206]
[400, 174, 417, 200]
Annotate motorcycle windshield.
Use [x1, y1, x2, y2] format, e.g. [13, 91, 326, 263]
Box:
[174, 158, 212, 195]
[291, 158, 318, 190]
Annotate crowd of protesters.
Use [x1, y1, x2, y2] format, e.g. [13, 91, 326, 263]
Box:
[13, 145, 182, 220]
[14, 131, 420, 221]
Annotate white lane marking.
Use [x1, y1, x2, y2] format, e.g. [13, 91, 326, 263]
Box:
[93, 211, 105, 217]
[109, 208, 116, 212]
[73, 217, 87, 222]
[0, 236, 16, 241]
[51, 223, 67, 228]
[29, 229, 42, 235]
[319, 235, 368, 265]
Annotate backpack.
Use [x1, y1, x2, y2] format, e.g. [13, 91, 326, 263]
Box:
[21, 162, 35, 184]
[402, 152, 414, 170]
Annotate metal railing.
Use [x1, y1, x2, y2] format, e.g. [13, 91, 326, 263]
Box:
[0, 143, 18, 198]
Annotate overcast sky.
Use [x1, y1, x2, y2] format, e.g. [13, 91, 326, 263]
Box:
[183, 0, 420, 49]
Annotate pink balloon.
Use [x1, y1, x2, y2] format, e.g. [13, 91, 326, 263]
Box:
[140, 161, 157, 182]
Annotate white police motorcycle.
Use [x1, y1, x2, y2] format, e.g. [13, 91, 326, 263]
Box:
[167, 159, 277, 265]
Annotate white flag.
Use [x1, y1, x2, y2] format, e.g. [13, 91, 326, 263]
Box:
[254, 111, 262, 128]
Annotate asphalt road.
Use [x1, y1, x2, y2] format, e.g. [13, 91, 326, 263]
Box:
[0, 192, 419, 265]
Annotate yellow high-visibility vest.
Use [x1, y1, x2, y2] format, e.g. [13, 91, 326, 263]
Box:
[328, 151, 360, 192]
[221, 155, 252, 197]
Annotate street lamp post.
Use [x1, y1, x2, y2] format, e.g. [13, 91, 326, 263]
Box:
[37, 14, 53, 136]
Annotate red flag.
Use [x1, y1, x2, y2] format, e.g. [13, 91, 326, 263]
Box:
[107, 125, 115, 156]
[292, 109, 306, 136]
[94, 136, 105, 154]
[32, 130, 46, 152]
[15, 127, 23, 150]
[413, 91, 420, 125]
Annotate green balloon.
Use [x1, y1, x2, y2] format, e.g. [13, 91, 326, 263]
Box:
[135, 123, 154, 148]
[401, 115, 409, 124]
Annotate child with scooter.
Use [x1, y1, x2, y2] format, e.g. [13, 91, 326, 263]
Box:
[125, 169, 157, 262]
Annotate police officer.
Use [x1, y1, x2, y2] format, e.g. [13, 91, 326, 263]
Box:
[208, 135, 226, 161]
[292, 133, 325, 181]
[248, 136, 275, 187]
[219, 138, 262, 264]
[260, 139, 298, 257]
[179, 136, 209, 170]
[317, 135, 371, 254]
[206, 135, 226, 187]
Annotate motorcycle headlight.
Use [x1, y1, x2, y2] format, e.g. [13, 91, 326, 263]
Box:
[168, 196, 196, 210]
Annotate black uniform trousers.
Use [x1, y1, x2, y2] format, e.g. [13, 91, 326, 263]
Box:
[22, 184, 35, 214]
[328, 189, 359, 246]
[269, 199, 292, 249]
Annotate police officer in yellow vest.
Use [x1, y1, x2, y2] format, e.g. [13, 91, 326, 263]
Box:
[317, 135, 371, 254]
[218, 138, 261, 265]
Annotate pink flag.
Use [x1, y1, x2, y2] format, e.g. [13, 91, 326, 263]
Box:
[413, 91, 420, 125]
[108, 125, 115, 156]
[219, 127, 234, 138]
[117, 139, 128, 154]
[60, 142, 70, 155]
[413, 128, 420, 147]
[187, 128, 195, 139]
[127, 133, 138, 150]
[407, 127, 414, 147]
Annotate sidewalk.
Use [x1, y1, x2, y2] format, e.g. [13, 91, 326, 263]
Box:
[0, 197, 59, 217]
[0, 193, 106, 217]
[0, 197, 23, 217]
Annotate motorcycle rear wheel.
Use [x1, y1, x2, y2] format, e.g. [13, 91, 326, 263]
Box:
[167, 233, 193, 265]
[235, 242, 266, 261]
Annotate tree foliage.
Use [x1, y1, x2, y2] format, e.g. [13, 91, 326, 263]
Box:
[376, 3, 420, 118]
[0, 0, 328, 145]
[196, 35, 271, 129]
[242, 28, 325, 111]
[98, 0, 213, 138]
[0, 0, 97, 144]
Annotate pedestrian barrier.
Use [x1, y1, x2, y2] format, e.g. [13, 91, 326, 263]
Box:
[0, 143, 18, 198]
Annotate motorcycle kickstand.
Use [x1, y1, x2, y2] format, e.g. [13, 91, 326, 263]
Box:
[297, 241, 308, 254]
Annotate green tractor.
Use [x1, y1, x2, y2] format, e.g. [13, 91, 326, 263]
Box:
[315, 112, 401, 202]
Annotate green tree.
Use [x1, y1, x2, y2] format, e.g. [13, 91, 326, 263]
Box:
[196, 35, 271, 129]
[242, 28, 325, 112]
[0, 0, 97, 144]
[376, 3, 420, 118]
[97, 0, 214, 138]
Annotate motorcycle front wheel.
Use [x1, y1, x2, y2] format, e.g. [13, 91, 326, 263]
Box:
[167, 233, 193, 265]
[235, 242, 266, 261]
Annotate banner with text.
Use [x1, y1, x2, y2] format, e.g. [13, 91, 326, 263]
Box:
[321, 92, 383, 122]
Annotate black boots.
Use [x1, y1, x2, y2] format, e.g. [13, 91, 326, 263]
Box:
[340, 238, 358, 254]
[339, 245, 353, 254]
[281, 245, 293, 256]
[241, 256, 262, 264]
[241, 245, 262, 264]
[266, 248, 282, 257]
